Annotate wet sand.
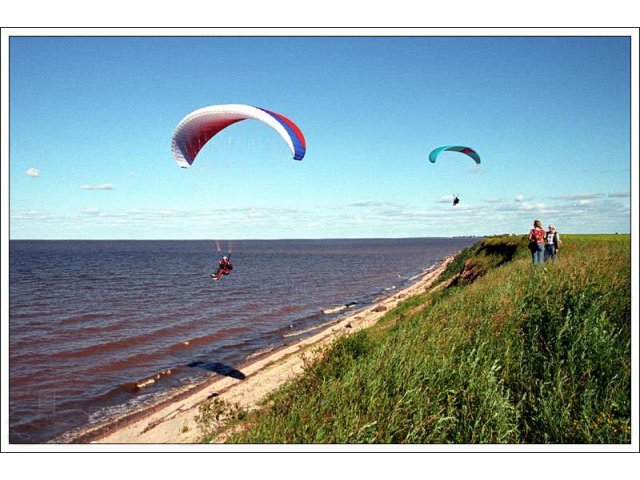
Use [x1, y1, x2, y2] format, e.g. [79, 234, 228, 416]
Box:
[76, 256, 454, 444]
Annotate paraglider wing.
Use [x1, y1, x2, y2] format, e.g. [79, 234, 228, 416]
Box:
[428, 145, 481, 165]
[171, 104, 306, 168]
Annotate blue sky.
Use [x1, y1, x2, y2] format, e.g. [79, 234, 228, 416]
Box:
[8, 35, 632, 239]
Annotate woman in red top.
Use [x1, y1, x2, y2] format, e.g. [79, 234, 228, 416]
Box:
[528, 219, 546, 265]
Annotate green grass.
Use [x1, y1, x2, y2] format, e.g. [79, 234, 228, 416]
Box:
[221, 234, 631, 444]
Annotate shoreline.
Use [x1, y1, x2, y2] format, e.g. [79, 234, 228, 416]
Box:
[68, 256, 455, 444]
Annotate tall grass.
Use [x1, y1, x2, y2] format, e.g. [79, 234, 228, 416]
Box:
[225, 234, 631, 443]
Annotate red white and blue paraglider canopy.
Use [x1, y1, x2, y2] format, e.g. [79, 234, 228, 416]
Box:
[172, 104, 306, 168]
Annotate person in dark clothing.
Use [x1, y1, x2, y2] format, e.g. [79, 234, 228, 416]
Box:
[211, 256, 233, 280]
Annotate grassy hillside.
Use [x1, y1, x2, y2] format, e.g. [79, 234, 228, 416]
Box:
[214, 234, 631, 443]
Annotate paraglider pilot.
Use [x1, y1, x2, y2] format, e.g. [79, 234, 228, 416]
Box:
[212, 255, 233, 281]
[453, 195, 460, 206]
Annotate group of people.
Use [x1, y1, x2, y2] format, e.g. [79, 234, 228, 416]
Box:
[528, 220, 561, 265]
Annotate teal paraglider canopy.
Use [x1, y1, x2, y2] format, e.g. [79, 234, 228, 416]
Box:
[428, 146, 481, 165]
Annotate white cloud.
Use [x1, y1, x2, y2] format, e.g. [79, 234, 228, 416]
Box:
[552, 193, 604, 201]
[514, 202, 554, 212]
[10, 209, 54, 222]
[349, 200, 398, 208]
[26, 167, 40, 177]
[11, 192, 631, 239]
[515, 194, 532, 203]
[79, 208, 100, 215]
[159, 209, 179, 217]
[436, 194, 455, 204]
[81, 183, 114, 191]
[608, 190, 630, 199]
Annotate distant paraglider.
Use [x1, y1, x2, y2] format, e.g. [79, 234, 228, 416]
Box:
[429, 146, 481, 207]
[171, 104, 306, 168]
[428, 145, 481, 165]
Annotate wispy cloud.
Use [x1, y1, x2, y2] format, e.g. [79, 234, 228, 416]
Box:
[349, 200, 397, 208]
[608, 190, 630, 199]
[79, 208, 100, 215]
[551, 193, 604, 201]
[483, 194, 630, 233]
[521, 202, 555, 212]
[11, 209, 55, 222]
[11, 194, 630, 239]
[26, 167, 40, 177]
[77, 207, 191, 220]
[81, 183, 114, 191]
[515, 194, 532, 202]
[436, 194, 455, 204]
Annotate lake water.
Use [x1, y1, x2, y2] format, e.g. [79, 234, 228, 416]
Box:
[8, 238, 478, 443]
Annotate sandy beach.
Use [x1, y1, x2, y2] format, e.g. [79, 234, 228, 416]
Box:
[75, 257, 453, 444]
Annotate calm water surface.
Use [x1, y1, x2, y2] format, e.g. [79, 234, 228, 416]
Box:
[9, 238, 478, 443]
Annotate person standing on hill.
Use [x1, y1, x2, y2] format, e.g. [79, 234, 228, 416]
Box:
[544, 224, 561, 262]
[528, 219, 546, 265]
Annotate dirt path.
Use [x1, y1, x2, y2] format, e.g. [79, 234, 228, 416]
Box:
[86, 257, 452, 443]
